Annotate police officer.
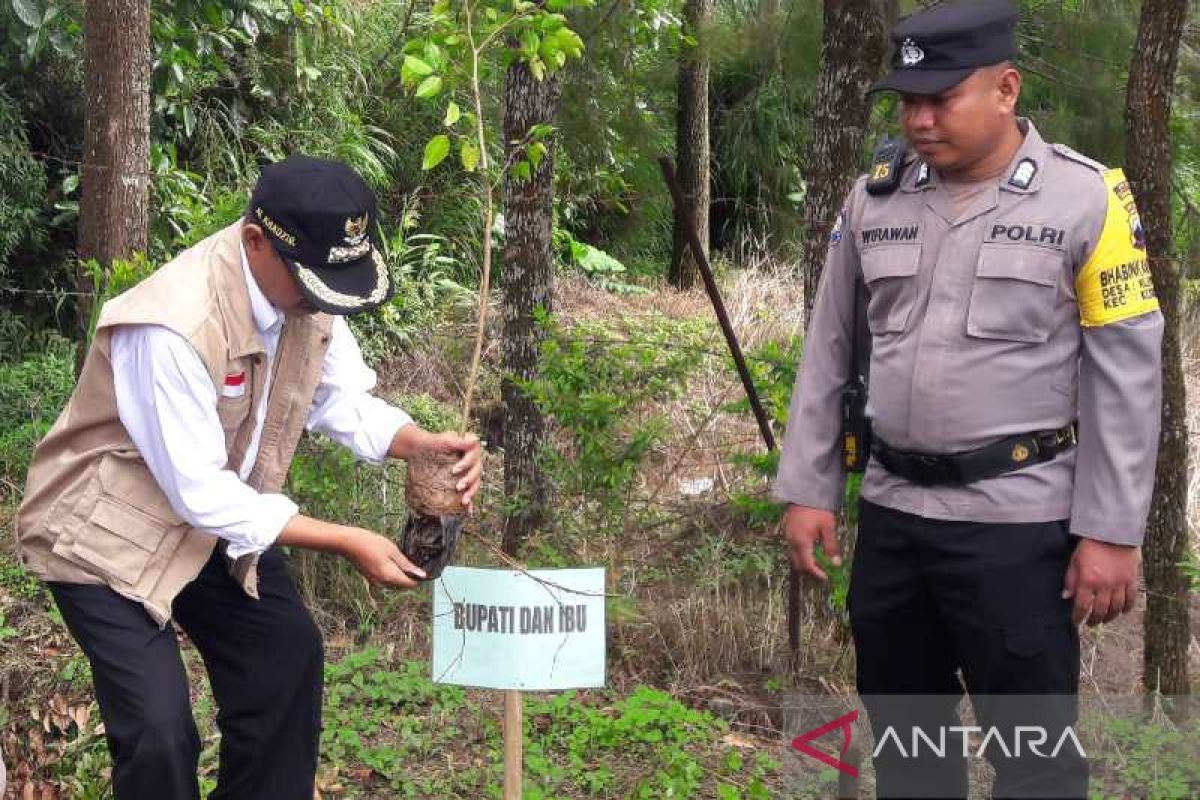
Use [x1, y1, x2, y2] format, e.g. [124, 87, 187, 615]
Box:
[774, 2, 1162, 797]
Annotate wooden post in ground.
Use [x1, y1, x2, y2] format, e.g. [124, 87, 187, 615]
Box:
[504, 689, 523, 799]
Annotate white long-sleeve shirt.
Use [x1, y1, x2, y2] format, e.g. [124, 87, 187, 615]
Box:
[110, 245, 412, 559]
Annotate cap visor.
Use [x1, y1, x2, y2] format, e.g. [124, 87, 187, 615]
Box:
[289, 247, 393, 315]
[869, 67, 975, 96]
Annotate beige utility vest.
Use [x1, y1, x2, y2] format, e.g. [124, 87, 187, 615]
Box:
[16, 222, 333, 625]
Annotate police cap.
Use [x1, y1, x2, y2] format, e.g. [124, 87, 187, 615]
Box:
[871, 0, 1018, 96]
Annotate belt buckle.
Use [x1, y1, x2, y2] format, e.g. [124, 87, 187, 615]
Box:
[914, 454, 942, 485]
[1034, 428, 1071, 461]
[1061, 424, 1078, 446]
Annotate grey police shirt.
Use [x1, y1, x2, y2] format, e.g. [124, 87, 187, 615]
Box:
[773, 120, 1163, 546]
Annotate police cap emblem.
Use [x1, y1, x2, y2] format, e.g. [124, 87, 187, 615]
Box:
[900, 38, 925, 67]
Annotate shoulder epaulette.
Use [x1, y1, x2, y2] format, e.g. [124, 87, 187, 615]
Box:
[1050, 143, 1106, 173]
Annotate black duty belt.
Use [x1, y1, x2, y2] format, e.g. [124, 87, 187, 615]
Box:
[871, 424, 1078, 486]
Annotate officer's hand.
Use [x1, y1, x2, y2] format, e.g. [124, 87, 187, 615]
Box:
[1062, 538, 1141, 626]
[783, 505, 841, 582]
[342, 529, 427, 589]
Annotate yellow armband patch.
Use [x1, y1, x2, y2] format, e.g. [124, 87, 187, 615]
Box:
[1075, 168, 1159, 327]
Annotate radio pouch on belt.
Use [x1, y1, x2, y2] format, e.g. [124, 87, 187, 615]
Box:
[841, 278, 872, 473]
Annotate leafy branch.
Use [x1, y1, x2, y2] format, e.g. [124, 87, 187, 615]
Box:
[399, 0, 590, 432]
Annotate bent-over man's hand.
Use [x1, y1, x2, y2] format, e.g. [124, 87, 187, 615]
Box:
[1062, 538, 1141, 626]
[342, 529, 427, 588]
[278, 516, 427, 589]
[783, 504, 841, 582]
[423, 431, 483, 510]
[390, 426, 484, 511]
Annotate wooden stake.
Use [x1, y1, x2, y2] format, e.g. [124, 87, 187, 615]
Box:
[503, 689, 523, 799]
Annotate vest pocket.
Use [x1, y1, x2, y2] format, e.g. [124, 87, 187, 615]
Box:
[967, 245, 1062, 344]
[51, 454, 187, 588]
[861, 245, 921, 335]
[69, 498, 176, 585]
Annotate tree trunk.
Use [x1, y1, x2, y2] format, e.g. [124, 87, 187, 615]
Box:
[501, 62, 560, 557]
[77, 0, 151, 375]
[799, 0, 888, 316]
[1125, 0, 1190, 699]
[670, 0, 713, 290]
[759, 0, 783, 74]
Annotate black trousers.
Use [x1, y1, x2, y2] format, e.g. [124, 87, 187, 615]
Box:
[49, 546, 323, 800]
[850, 500, 1088, 800]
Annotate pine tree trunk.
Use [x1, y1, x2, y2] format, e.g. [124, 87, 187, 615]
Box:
[799, 0, 888, 315]
[77, 0, 151, 375]
[501, 62, 559, 557]
[670, 0, 713, 290]
[1124, 0, 1190, 698]
[759, 0, 783, 74]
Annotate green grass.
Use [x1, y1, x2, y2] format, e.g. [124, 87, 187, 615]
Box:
[317, 647, 780, 798]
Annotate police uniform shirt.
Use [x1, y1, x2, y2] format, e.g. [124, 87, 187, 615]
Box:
[773, 120, 1163, 546]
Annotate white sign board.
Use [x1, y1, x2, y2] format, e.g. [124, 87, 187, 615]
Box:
[432, 566, 606, 691]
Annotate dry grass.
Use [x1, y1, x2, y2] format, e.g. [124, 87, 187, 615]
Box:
[547, 268, 818, 688]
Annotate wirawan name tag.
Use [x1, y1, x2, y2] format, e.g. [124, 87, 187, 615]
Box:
[432, 567, 606, 691]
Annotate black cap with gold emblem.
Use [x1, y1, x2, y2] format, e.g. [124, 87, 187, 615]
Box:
[249, 155, 392, 315]
[870, 0, 1018, 96]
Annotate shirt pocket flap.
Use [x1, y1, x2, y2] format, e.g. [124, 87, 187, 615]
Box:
[861, 246, 921, 284]
[976, 246, 1059, 287]
[97, 455, 182, 525]
[967, 246, 1062, 344]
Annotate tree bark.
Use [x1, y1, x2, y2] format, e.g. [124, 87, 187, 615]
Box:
[501, 61, 560, 557]
[759, 0, 783, 74]
[1125, 0, 1190, 699]
[670, 0, 713, 290]
[799, 0, 888, 316]
[77, 0, 151, 375]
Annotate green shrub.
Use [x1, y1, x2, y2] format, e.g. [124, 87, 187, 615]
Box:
[0, 91, 49, 282]
[1086, 711, 1200, 799]
[519, 310, 708, 542]
[350, 227, 475, 366]
[391, 392, 460, 434]
[0, 325, 75, 491]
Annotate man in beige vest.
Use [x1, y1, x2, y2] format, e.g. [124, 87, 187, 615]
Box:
[16, 156, 482, 799]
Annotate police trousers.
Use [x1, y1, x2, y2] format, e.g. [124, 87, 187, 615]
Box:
[48, 546, 323, 800]
[850, 500, 1088, 799]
